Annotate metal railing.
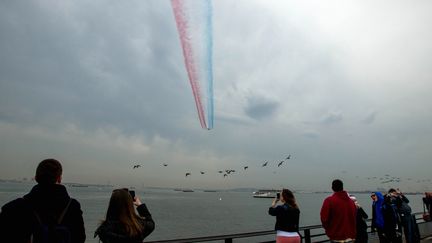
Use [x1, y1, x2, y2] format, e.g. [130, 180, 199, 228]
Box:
[146, 212, 432, 243]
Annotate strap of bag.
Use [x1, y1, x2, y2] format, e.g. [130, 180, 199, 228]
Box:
[32, 199, 72, 225]
[57, 199, 72, 224]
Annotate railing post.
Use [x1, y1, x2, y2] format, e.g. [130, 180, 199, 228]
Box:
[304, 229, 311, 243]
[225, 238, 233, 243]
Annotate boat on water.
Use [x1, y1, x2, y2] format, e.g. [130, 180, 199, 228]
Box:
[173, 188, 194, 192]
[69, 184, 89, 188]
[253, 189, 278, 198]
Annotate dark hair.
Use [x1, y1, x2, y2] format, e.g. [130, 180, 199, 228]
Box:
[103, 189, 143, 237]
[281, 189, 299, 209]
[35, 159, 62, 184]
[332, 179, 343, 192]
[388, 188, 396, 193]
[384, 193, 394, 204]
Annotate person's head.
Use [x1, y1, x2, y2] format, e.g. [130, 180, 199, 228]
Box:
[35, 159, 62, 184]
[281, 188, 298, 209]
[331, 179, 343, 192]
[388, 188, 398, 197]
[350, 195, 359, 207]
[104, 188, 142, 237]
[384, 194, 395, 205]
[371, 193, 377, 202]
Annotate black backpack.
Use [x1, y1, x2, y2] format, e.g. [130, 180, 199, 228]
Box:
[31, 199, 72, 243]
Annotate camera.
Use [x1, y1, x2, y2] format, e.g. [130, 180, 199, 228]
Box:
[276, 192, 280, 199]
[129, 190, 136, 200]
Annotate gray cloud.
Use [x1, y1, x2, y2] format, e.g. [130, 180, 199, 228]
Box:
[1, 1, 432, 191]
[244, 95, 279, 120]
[320, 111, 343, 125]
[362, 111, 377, 124]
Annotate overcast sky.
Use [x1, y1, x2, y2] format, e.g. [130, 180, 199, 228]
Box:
[1, 0, 431, 191]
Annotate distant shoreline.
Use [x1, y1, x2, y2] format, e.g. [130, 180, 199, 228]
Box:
[0, 180, 426, 195]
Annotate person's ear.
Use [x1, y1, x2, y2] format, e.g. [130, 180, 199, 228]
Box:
[56, 175, 62, 184]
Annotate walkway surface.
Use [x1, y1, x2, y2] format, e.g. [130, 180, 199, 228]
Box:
[422, 236, 432, 242]
[367, 221, 432, 243]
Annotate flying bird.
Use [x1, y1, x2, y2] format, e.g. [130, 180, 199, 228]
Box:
[243, 166, 248, 170]
[200, 171, 205, 174]
[163, 163, 168, 167]
[223, 174, 228, 178]
[218, 170, 223, 173]
[133, 165, 141, 169]
[262, 161, 268, 167]
[277, 161, 284, 167]
[185, 173, 191, 177]
[286, 155, 291, 160]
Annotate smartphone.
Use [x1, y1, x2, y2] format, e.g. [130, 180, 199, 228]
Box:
[276, 192, 280, 199]
[129, 190, 136, 200]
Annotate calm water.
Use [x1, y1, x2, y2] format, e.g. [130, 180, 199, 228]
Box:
[0, 182, 426, 242]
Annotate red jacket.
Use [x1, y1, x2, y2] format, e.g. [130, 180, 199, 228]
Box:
[320, 191, 357, 240]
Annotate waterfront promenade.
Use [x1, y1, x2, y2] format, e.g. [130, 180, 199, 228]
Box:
[146, 212, 432, 243]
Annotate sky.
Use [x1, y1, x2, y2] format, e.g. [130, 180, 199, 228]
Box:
[1, 0, 431, 192]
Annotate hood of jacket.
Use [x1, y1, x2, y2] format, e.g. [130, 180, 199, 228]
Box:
[332, 191, 351, 200]
[24, 184, 71, 221]
[373, 191, 385, 228]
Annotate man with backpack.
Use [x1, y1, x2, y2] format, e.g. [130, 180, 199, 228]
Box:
[0, 158, 86, 243]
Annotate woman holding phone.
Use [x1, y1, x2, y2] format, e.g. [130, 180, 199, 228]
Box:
[95, 188, 155, 243]
[268, 189, 301, 243]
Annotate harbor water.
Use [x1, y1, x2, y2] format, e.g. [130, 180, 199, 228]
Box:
[0, 182, 426, 242]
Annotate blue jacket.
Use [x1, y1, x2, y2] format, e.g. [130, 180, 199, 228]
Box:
[372, 192, 385, 229]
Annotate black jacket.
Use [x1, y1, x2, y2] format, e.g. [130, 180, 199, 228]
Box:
[393, 194, 412, 216]
[268, 203, 300, 232]
[95, 203, 155, 243]
[356, 207, 369, 242]
[0, 183, 86, 243]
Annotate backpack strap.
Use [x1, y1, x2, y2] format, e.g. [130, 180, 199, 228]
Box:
[57, 199, 72, 224]
[32, 199, 73, 225]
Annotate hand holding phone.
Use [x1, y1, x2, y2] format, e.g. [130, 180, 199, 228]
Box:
[129, 190, 136, 201]
[276, 192, 280, 200]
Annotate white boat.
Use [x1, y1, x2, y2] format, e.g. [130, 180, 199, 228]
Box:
[253, 190, 278, 198]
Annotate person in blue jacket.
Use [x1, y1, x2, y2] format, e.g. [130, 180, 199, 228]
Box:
[371, 192, 386, 242]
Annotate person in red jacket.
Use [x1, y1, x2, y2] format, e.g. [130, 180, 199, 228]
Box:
[320, 179, 357, 242]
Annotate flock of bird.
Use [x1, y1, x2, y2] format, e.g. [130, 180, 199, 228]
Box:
[132, 154, 293, 178]
[348, 172, 431, 186]
[132, 157, 431, 186]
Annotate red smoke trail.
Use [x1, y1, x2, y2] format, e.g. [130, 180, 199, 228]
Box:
[172, 0, 207, 129]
